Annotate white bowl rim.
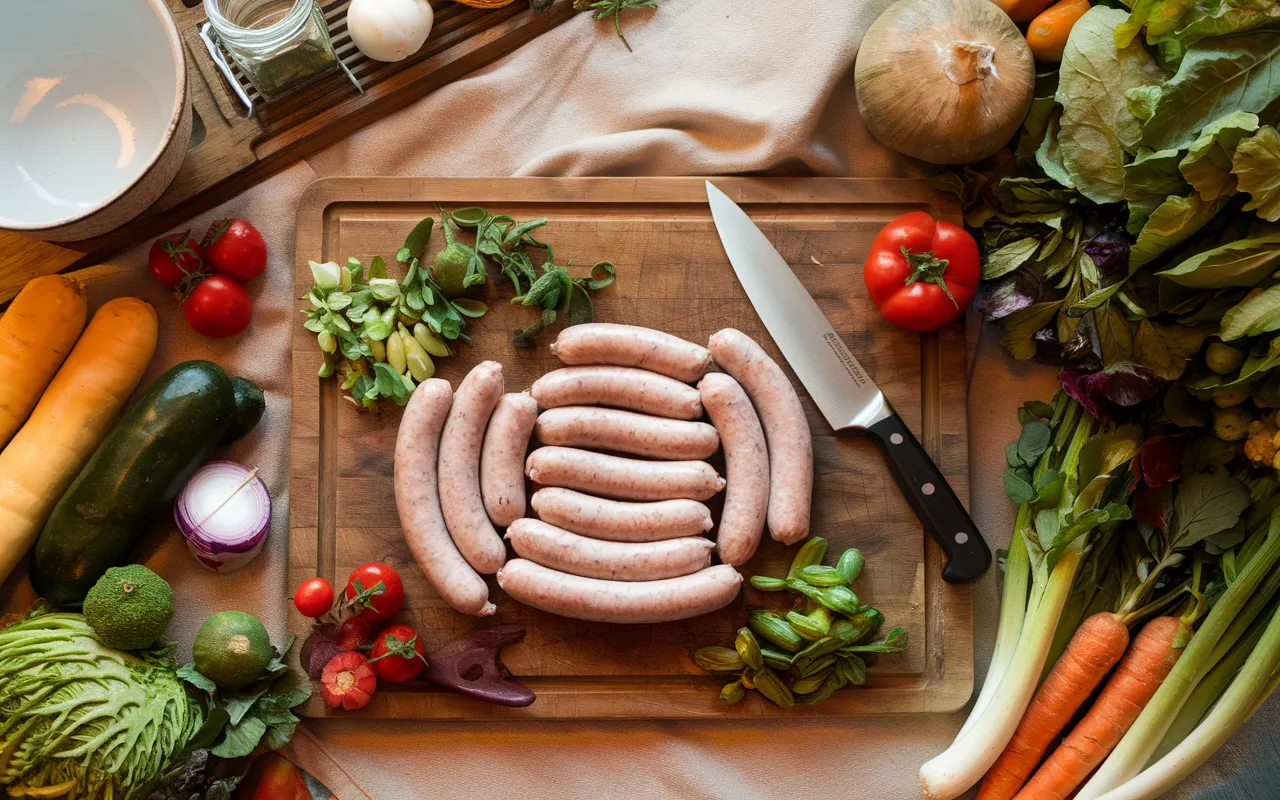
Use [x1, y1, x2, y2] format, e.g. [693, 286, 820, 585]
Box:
[0, 0, 189, 233]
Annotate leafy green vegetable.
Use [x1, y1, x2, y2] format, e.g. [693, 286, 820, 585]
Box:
[1179, 111, 1260, 199]
[1171, 470, 1251, 548]
[1118, 0, 1280, 63]
[1157, 231, 1280, 287]
[180, 636, 310, 760]
[1140, 32, 1280, 153]
[0, 613, 202, 800]
[1220, 284, 1280, 339]
[1233, 125, 1280, 221]
[1056, 7, 1166, 204]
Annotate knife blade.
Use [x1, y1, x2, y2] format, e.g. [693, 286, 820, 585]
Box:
[706, 181, 989, 583]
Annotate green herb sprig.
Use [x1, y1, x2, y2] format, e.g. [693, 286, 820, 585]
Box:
[574, 0, 658, 52]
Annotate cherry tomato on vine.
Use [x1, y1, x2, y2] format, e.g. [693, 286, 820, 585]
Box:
[148, 231, 204, 288]
[183, 275, 252, 338]
[369, 624, 426, 683]
[293, 577, 335, 618]
[863, 211, 979, 333]
[343, 562, 404, 622]
[334, 616, 374, 650]
[203, 218, 267, 283]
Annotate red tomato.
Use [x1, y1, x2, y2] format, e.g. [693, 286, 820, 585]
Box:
[234, 753, 311, 800]
[863, 211, 979, 333]
[320, 651, 377, 710]
[334, 616, 374, 650]
[343, 562, 404, 622]
[369, 624, 426, 683]
[203, 218, 267, 283]
[293, 577, 335, 618]
[182, 275, 252, 337]
[148, 231, 204, 288]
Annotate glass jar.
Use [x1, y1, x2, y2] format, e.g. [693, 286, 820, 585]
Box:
[204, 0, 338, 101]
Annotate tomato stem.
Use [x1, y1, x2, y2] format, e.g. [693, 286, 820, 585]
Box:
[344, 579, 386, 613]
[901, 246, 959, 309]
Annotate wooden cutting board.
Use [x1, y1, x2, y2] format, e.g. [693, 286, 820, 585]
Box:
[289, 177, 974, 718]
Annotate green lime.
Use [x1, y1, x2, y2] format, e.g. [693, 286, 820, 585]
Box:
[430, 242, 474, 297]
[192, 611, 274, 690]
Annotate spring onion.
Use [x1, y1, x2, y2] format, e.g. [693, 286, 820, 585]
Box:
[175, 461, 270, 572]
[921, 394, 1142, 799]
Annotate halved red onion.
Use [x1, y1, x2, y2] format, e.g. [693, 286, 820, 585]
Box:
[175, 460, 270, 572]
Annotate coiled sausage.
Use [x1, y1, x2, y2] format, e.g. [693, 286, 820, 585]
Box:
[534, 406, 719, 460]
[708, 328, 812, 543]
[395, 379, 495, 616]
[531, 366, 702, 420]
[550, 323, 712, 383]
[480, 392, 538, 527]
[439, 361, 507, 574]
[526, 446, 725, 501]
[530, 488, 713, 542]
[699, 372, 769, 565]
[506, 518, 714, 581]
[496, 559, 742, 624]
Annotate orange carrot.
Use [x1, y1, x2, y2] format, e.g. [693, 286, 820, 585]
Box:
[977, 613, 1130, 800]
[1014, 615, 1183, 800]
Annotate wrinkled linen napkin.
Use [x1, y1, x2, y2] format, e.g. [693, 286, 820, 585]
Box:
[3, 1, 1275, 797]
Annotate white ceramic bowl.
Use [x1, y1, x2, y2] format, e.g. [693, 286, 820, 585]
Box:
[0, 0, 190, 241]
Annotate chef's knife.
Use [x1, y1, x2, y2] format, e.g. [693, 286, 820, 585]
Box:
[706, 181, 990, 583]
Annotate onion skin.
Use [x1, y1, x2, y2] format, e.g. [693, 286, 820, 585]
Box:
[854, 0, 1035, 165]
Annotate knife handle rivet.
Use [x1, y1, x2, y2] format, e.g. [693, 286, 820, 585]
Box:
[890, 433, 904, 445]
[922, 483, 935, 496]
[955, 532, 969, 545]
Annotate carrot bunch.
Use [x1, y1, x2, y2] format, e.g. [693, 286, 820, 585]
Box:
[921, 390, 1280, 800]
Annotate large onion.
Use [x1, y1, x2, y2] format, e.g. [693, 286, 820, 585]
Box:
[854, 0, 1035, 165]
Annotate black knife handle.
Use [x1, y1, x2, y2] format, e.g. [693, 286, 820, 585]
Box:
[865, 413, 990, 584]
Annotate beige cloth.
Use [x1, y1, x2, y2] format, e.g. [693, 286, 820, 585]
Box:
[5, 1, 1276, 797]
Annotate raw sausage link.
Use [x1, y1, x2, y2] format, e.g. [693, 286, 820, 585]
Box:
[480, 392, 539, 527]
[526, 446, 725, 502]
[439, 361, 507, 574]
[506, 518, 714, 581]
[699, 373, 769, 565]
[395, 379, 495, 616]
[496, 559, 742, 624]
[530, 366, 703, 420]
[530, 488, 713, 542]
[708, 328, 813, 543]
[535, 406, 720, 460]
[550, 323, 712, 383]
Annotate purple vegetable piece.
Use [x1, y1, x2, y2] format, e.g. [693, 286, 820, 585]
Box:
[424, 625, 535, 707]
[300, 623, 345, 680]
[975, 269, 1045, 321]
[1085, 230, 1132, 279]
[1060, 362, 1163, 421]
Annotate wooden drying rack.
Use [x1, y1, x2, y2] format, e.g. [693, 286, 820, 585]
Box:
[0, 0, 574, 303]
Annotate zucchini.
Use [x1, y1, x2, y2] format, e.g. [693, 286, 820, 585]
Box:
[32, 361, 238, 607]
[225, 376, 266, 444]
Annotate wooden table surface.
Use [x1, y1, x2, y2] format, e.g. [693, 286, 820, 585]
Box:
[0, 233, 85, 306]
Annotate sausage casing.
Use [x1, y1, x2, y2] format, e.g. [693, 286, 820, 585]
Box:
[699, 373, 769, 565]
[496, 560, 742, 624]
[506, 518, 713, 581]
[708, 328, 813, 543]
[526, 445, 725, 501]
[534, 405, 719, 460]
[531, 366, 703, 420]
[550, 323, 712, 383]
[395, 379, 495, 616]
[439, 361, 508, 573]
[530, 488, 713, 542]
[480, 392, 539, 527]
